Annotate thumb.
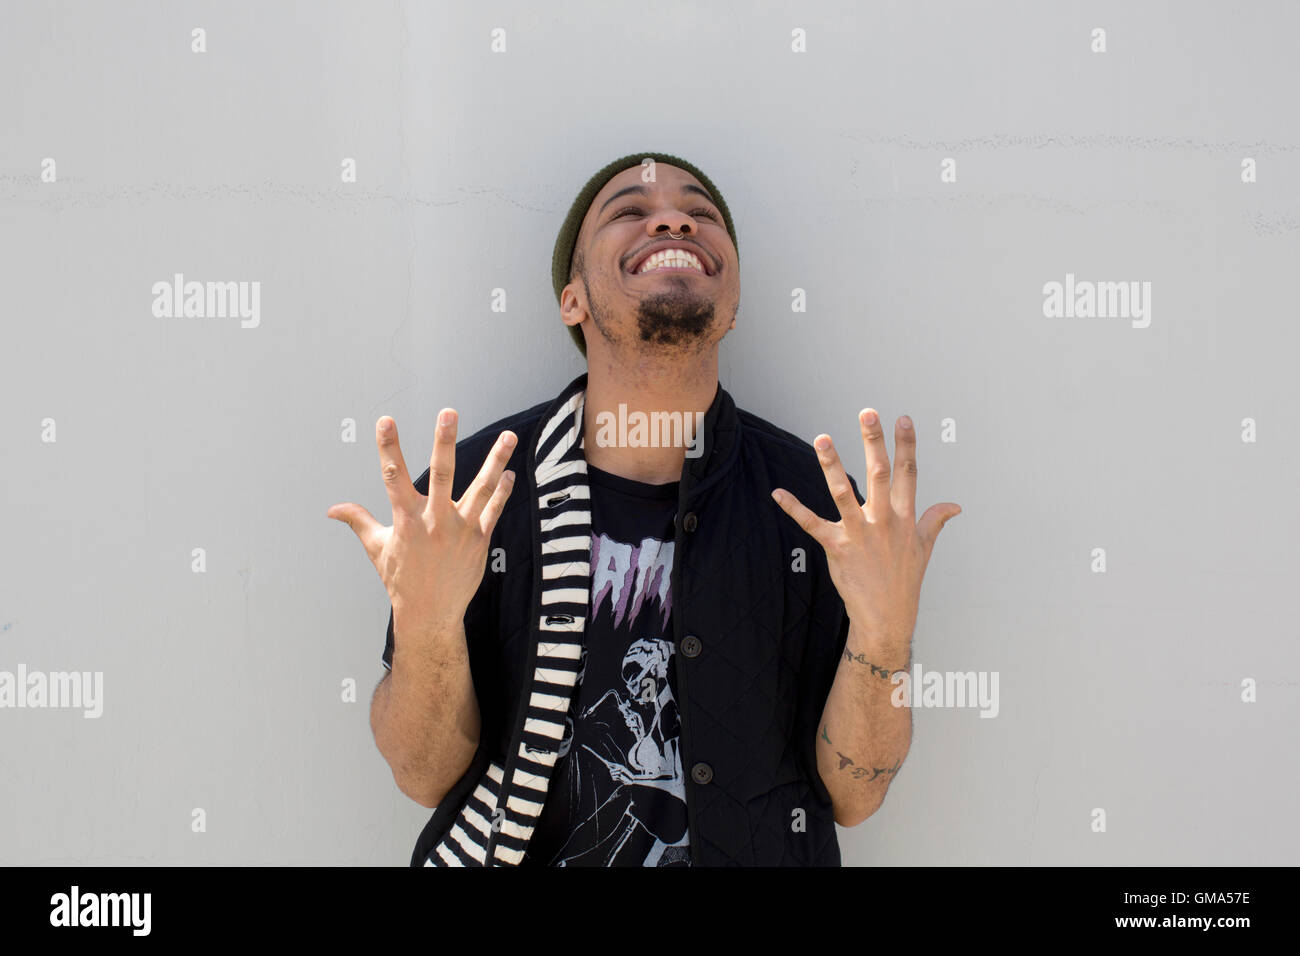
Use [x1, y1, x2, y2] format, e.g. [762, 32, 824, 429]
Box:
[917, 503, 961, 557]
[327, 502, 380, 549]
[771, 487, 829, 545]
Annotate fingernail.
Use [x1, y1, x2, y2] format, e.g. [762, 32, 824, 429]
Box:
[814, 437, 830, 450]
[900, 416, 913, 430]
[439, 411, 452, 426]
[502, 432, 516, 448]
[863, 410, 878, 426]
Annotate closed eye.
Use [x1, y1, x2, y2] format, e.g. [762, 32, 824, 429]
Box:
[611, 206, 719, 222]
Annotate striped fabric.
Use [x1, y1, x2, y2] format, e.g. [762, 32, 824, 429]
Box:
[423, 386, 592, 867]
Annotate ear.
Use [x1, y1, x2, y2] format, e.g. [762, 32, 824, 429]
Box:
[560, 286, 585, 327]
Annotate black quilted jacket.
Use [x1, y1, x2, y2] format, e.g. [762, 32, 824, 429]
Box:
[381, 372, 865, 866]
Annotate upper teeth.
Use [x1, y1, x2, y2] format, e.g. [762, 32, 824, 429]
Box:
[636, 249, 705, 275]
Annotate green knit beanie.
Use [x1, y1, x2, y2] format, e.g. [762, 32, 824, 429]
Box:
[551, 152, 739, 356]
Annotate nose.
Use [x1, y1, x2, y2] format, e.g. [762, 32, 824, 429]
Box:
[647, 210, 696, 238]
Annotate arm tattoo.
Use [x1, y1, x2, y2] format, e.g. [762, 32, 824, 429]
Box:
[820, 724, 902, 782]
[846, 756, 901, 782]
[842, 646, 906, 680]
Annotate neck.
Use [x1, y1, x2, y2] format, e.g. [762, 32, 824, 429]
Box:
[581, 345, 719, 485]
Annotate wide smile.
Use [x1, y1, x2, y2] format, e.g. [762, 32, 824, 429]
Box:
[626, 243, 715, 277]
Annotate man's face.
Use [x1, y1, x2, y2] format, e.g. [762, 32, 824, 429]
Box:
[561, 163, 740, 358]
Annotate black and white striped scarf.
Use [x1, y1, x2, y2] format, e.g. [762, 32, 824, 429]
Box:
[425, 382, 592, 866]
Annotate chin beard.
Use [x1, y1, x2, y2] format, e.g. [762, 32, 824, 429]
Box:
[633, 285, 715, 349]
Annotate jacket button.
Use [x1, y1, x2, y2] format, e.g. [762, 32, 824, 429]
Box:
[682, 512, 698, 532]
[681, 635, 702, 658]
[691, 762, 713, 785]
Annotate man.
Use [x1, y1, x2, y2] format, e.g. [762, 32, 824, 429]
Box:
[328, 152, 961, 866]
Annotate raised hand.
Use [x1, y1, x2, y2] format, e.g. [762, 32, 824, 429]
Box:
[327, 409, 517, 629]
[770, 410, 960, 654]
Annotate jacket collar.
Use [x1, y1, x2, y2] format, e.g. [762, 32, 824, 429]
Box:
[530, 371, 741, 493]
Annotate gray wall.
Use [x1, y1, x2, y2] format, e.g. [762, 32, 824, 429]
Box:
[1, 0, 1296, 865]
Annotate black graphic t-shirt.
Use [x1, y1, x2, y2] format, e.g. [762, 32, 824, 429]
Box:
[522, 463, 691, 867]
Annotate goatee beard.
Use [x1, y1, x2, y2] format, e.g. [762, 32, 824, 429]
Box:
[634, 284, 715, 349]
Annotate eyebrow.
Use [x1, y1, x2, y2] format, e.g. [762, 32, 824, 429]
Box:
[598, 183, 718, 215]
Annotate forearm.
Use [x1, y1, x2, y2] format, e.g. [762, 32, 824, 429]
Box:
[371, 613, 481, 807]
[816, 620, 912, 827]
